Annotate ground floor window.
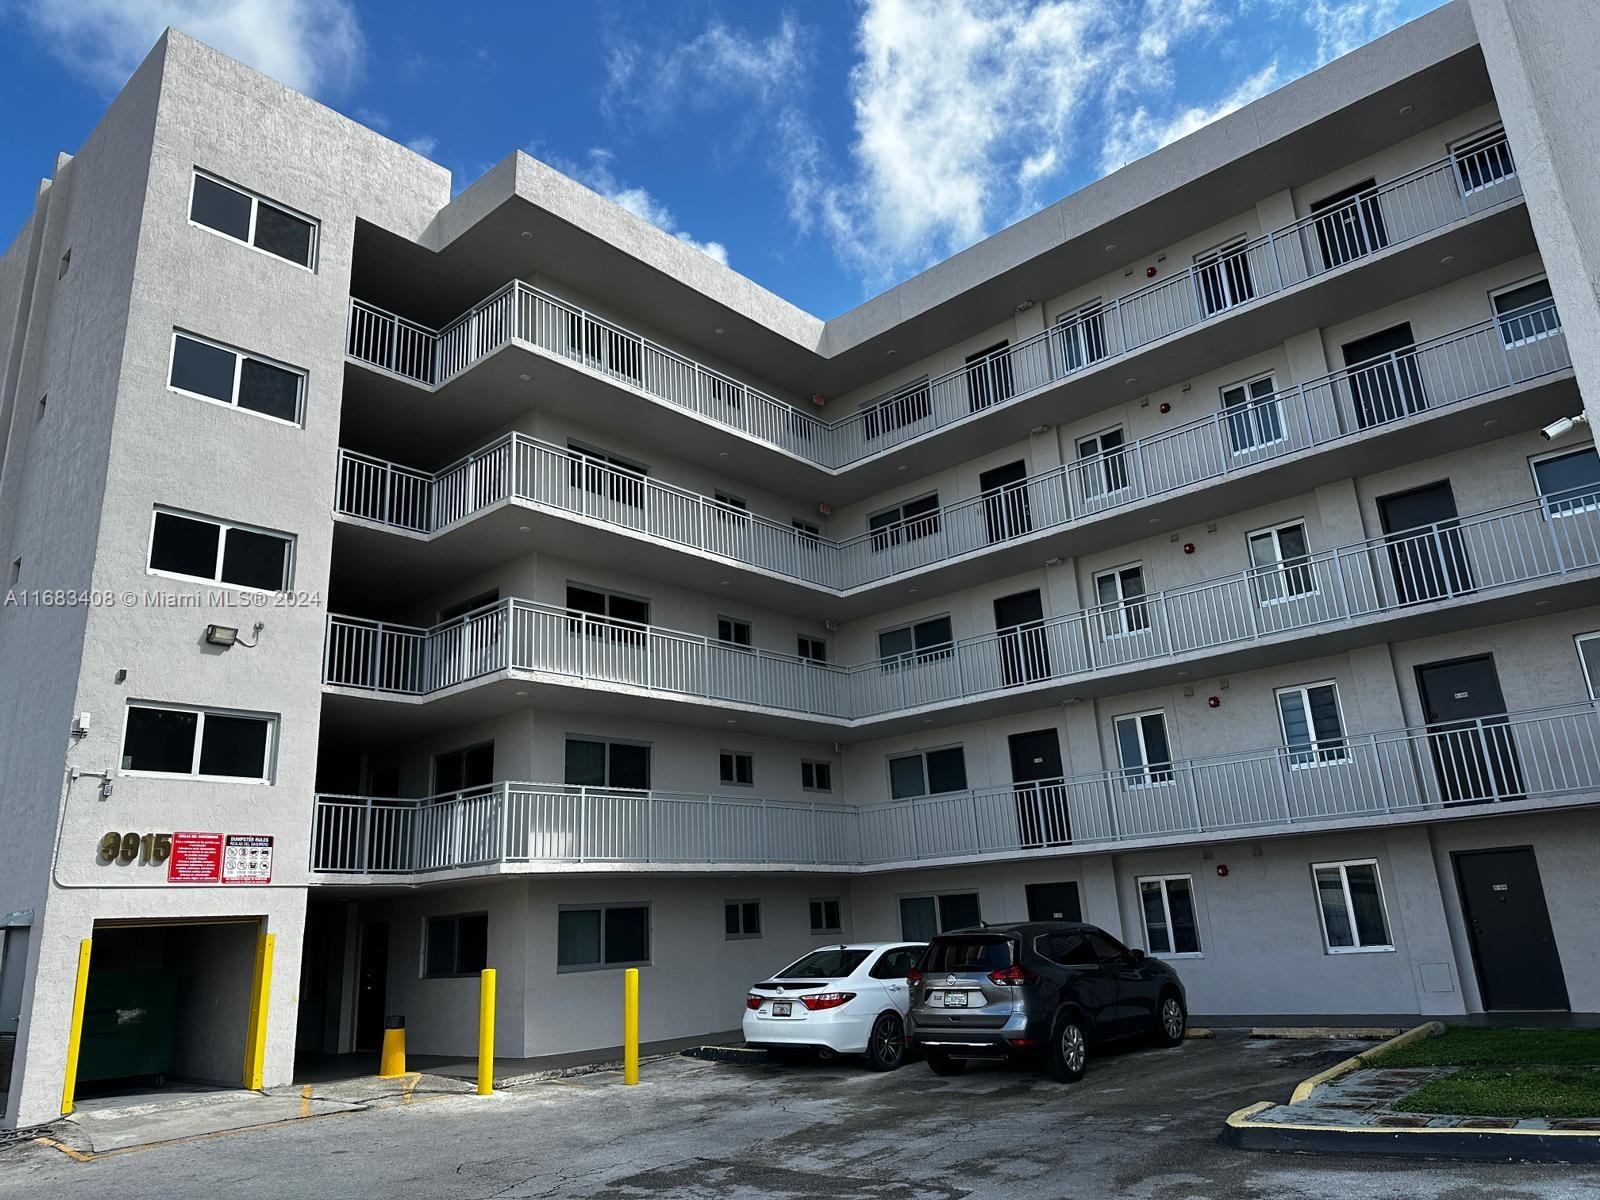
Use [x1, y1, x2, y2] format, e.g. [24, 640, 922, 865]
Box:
[424, 913, 488, 977]
[1312, 860, 1393, 952]
[899, 892, 980, 940]
[1137, 875, 1201, 955]
[724, 900, 762, 939]
[809, 897, 842, 933]
[558, 904, 650, 970]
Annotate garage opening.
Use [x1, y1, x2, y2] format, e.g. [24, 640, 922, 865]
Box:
[76, 918, 262, 1104]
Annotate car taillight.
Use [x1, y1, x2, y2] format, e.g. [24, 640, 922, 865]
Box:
[987, 965, 1035, 985]
[799, 992, 855, 1011]
[746, 994, 762, 1010]
[906, 968, 922, 986]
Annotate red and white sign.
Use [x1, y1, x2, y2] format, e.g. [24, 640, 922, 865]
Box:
[222, 834, 273, 885]
[167, 831, 223, 883]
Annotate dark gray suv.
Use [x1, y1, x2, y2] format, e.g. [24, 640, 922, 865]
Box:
[906, 922, 1187, 1082]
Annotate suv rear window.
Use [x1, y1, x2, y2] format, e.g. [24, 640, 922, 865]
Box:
[921, 936, 1014, 973]
[776, 948, 870, 978]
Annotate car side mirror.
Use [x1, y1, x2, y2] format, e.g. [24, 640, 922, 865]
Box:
[1128, 948, 1146, 962]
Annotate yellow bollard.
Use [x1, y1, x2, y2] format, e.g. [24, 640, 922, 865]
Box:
[60, 939, 93, 1116]
[242, 932, 275, 1090]
[477, 968, 496, 1096]
[623, 967, 640, 1085]
[378, 1016, 407, 1078]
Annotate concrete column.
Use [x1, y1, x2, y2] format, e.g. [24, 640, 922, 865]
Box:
[1313, 477, 1367, 546]
[1382, 825, 1468, 1016]
[1470, 0, 1600, 435]
[1345, 642, 1408, 733]
[1284, 328, 1331, 384]
[1078, 854, 1124, 937]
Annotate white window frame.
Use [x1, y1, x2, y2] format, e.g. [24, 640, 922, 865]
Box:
[809, 896, 843, 934]
[1093, 562, 1149, 639]
[564, 735, 651, 790]
[719, 750, 754, 788]
[119, 700, 278, 784]
[1136, 875, 1202, 958]
[1114, 709, 1174, 789]
[188, 170, 320, 271]
[146, 507, 296, 593]
[868, 492, 941, 549]
[1490, 276, 1559, 348]
[1529, 445, 1600, 519]
[717, 615, 753, 648]
[796, 635, 827, 664]
[1193, 235, 1255, 314]
[1274, 681, 1350, 769]
[166, 330, 306, 427]
[1220, 371, 1284, 454]
[1055, 299, 1107, 372]
[723, 899, 763, 940]
[1575, 631, 1600, 701]
[555, 902, 652, 973]
[1247, 519, 1318, 605]
[1311, 859, 1394, 953]
[800, 759, 833, 792]
[1076, 427, 1130, 498]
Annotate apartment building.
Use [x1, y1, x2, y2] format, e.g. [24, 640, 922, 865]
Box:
[3, 0, 1600, 1129]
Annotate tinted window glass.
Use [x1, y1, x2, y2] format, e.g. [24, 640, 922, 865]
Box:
[922, 937, 1013, 973]
[939, 892, 982, 931]
[253, 203, 314, 266]
[221, 527, 288, 590]
[564, 739, 606, 786]
[190, 176, 252, 240]
[776, 948, 871, 978]
[870, 947, 922, 979]
[604, 907, 650, 963]
[926, 748, 968, 795]
[197, 713, 270, 777]
[557, 909, 602, 966]
[889, 755, 924, 799]
[150, 512, 220, 579]
[171, 335, 237, 402]
[425, 918, 458, 976]
[1086, 933, 1129, 964]
[609, 742, 651, 789]
[899, 896, 937, 941]
[237, 357, 301, 422]
[123, 706, 197, 773]
[456, 914, 488, 973]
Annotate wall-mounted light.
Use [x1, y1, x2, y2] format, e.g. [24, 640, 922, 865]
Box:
[205, 624, 238, 647]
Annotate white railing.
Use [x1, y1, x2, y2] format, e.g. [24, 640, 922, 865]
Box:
[334, 302, 1570, 592]
[343, 137, 1521, 470]
[309, 702, 1600, 874]
[322, 487, 1600, 719]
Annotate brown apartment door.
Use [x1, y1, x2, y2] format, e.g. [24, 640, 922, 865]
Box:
[1416, 655, 1524, 804]
[1455, 848, 1569, 1011]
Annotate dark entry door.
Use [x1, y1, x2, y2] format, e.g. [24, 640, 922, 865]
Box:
[1342, 323, 1426, 428]
[1379, 481, 1473, 604]
[1026, 881, 1082, 922]
[979, 460, 1031, 543]
[1455, 848, 1569, 1011]
[965, 342, 1014, 411]
[1416, 656, 1524, 803]
[1310, 178, 1388, 269]
[994, 590, 1050, 687]
[1009, 728, 1067, 846]
[354, 922, 389, 1053]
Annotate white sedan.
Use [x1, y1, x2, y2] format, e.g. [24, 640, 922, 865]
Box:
[742, 942, 926, 1071]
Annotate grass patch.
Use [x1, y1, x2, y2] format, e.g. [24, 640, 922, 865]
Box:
[1374, 1027, 1600, 1069]
[1394, 1067, 1600, 1119]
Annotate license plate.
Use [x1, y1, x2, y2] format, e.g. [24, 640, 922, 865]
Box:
[770, 1000, 792, 1017]
[943, 991, 970, 1008]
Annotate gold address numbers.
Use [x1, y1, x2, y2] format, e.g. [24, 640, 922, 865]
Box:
[98, 831, 173, 865]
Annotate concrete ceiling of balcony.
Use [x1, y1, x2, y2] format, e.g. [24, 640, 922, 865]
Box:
[348, 2, 1490, 407]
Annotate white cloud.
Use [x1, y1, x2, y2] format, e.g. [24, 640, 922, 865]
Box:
[1099, 61, 1281, 173]
[405, 135, 438, 160]
[1137, 0, 1227, 59]
[564, 149, 729, 266]
[16, 0, 363, 95]
[603, 14, 808, 120]
[1300, 0, 1409, 64]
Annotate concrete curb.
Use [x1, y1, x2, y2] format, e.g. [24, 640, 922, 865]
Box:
[1249, 1026, 1402, 1041]
[1289, 1021, 1445, 1103]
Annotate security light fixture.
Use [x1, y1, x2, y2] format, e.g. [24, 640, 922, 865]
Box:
[205, 624, 238, 647]
[1541, 413, 1588, 441]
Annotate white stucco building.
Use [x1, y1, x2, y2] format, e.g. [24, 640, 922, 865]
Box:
[4, 0, 1600, 1129]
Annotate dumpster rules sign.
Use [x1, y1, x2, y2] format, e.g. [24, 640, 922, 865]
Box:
[222, 834, 273, 884]
[167, 832, 223, 883]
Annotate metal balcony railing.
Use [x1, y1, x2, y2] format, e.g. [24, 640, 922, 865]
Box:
[323, 487, 1600, 720]
[335, 302, 1569, 593]
[344, 137, 1521, 470]
[309, 702, 1600, 874]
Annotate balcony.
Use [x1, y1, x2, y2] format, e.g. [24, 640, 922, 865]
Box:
[343, 138, 1524, 479]
[333, 302, 1572, 612]
[310, 703, 1600, 878]
[323, 488, 1600, 730]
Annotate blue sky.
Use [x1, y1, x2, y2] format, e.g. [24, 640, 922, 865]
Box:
[1, 0, 1442, 317]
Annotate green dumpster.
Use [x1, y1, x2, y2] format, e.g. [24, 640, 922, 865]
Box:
[77, 969, 185, 1085]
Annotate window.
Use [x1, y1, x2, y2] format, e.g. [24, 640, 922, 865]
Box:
[1247, 521, 1316, 604]
[147, 509, 293, 591]
[1094, 564, 1149, 637]
[1452, 126, 1515, 195]
[793, 518, 821, 544]
[713, 491, 750, 525]
[1530, 447, 1600, 517]
[1138, 876, 1200, 956]
[724, 900, 762, 939]
[1312, 860, 1393, 952]
[168, 332, 304, 424]
[868, 493, 940, 551]
[809, 898, 843, 933]
[434, 742, 494, 794]
[797, 635, 827, 663]
[1492, 278, 1560, 347]
[1056, 301, 1107, 372]
[558, 904, 650, 970]
[1276, 683, 1348, 767]
[120, 702, 275, 782]
[1309, 178, 1388, 269]
[424, 913, 488, 977]
[567, 443, 646, 507]
[1221, 373, 1283, 454]
[888, 747, 967, 800]
[861, 377, 932, 440]
[871, 946, 923, 979]
[1194, 237, 1255, 316]
[898, 892, 981, 940]
[717, 616, 752, 648]
[1576, 632, 1600, 700]
[801, 760, 832, 792]
[1115, 711, 1173, 787]
[878, 615, 953, 667]
[566, 584, 650, 639]
[965, 341, 1014, 411]
[189, 171, 318, 269]
[1076, 428, 1129, 498]
[719, 751, 754, 787]
[565, 737, 651, 789]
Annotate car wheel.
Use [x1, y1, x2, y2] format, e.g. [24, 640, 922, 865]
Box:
[864, 1013, 906, 1072]
[1046, 1014, 1088, 1083]
[1153, 992, 1187, 1047]
[925, 1049, 968, 1076]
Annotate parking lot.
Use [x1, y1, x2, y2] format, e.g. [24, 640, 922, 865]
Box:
[4, 1031, 1599, 1198]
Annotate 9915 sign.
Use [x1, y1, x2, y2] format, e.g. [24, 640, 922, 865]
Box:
[99, 831, 172, 865]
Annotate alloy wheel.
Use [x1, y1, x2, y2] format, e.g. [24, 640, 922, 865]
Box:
[873, 1015, 903, 1064]
[1061, 1022, 1086, 1074]
[1162, 997, 1184, 1041]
